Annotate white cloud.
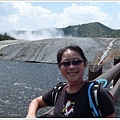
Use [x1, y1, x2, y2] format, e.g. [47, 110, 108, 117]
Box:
[12, 2, 51, 17]
[62, 3, 112, 25]
[8, 14, 19, 23]
[0, 2, 114, 32]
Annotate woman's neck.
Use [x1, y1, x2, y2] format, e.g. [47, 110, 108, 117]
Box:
[66, 80, 85, 93]
[68, 80, 85, 86]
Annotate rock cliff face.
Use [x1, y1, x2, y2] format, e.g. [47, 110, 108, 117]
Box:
[0, 38, 120, 66]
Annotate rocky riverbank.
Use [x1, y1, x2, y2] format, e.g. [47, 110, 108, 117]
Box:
[0, 38, 120, 67]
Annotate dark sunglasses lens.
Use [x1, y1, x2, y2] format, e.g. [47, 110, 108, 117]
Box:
[72, 59, 83, 65]
[63, 61, 70, 66]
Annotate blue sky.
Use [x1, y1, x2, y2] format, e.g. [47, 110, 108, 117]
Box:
[0, 1, 120, 33]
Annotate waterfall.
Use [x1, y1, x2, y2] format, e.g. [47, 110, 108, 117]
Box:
[98, 39, 116, 65]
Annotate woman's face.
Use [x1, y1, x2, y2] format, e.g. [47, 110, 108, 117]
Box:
[59, 49, 86, 84]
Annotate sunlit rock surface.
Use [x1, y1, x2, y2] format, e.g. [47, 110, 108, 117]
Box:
[0, 38, 120, 67]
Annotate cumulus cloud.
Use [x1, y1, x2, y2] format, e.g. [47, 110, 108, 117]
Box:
[0, 2, 113, 32]
[60, 3, 112, 26]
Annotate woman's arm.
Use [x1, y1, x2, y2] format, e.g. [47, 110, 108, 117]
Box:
[26, 96, 48, 118]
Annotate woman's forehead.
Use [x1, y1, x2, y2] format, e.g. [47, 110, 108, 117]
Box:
[66, 49, 71, 53]
[64, 49, 79, 55]
[61, 49, 82, 60]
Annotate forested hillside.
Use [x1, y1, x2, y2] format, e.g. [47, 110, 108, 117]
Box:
[0, 33, 15, 41]
[61, 22, 120, 38]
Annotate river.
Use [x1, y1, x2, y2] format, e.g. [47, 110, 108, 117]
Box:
[0, 60, 67, 118]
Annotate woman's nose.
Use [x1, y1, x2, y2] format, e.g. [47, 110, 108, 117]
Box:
[69, 63, 75, 68]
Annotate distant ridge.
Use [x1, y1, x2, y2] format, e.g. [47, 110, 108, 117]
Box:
[61, 22, 120, 38]
[1, 22, 120, 41]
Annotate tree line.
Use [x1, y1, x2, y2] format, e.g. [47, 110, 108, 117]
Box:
[0, 33, 15, 41]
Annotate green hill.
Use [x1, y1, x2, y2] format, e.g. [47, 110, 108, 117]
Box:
[61, 22, 120, 38]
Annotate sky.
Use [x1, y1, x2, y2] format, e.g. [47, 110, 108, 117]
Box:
[0, 1, 120, 33]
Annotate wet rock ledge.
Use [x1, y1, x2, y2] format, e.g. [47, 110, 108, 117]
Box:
[0, 38, 119, 66]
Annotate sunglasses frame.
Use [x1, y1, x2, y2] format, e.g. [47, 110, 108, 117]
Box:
[59, 59, 83, 67]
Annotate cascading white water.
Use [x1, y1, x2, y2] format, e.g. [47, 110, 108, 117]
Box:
[98, 39, 116, 65]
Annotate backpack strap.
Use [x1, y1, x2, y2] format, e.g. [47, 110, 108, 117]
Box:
[52, 82, 67, 105]
[96, 78, 108, 87]
[88, 79, 114, 118]
[88, 81, 102, 117]
[88, 78, 108, 117]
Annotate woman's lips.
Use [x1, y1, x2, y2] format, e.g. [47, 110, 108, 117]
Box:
[67, 71, 78, 75]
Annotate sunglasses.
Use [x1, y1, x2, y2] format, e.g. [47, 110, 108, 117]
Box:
[59, 59, 83, 67]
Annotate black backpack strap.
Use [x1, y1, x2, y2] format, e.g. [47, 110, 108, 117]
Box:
[52, 82, 67, 105]
[88, 81, 102, 117]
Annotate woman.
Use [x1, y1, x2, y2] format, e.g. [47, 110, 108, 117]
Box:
[26, 45, 115, 118]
